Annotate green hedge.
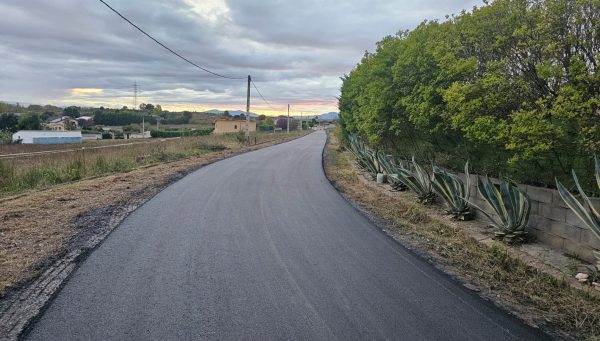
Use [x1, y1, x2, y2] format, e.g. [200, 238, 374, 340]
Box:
[258, 124, 274, 131]
[339, 0, 600, 192]
[150, 128, 213, 138]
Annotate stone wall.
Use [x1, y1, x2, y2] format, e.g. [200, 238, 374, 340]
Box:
[460, 174, 600, 262]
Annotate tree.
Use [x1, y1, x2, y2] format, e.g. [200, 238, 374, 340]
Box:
[338, 0, 600, 191]
[258, 114, 266, 121]
[139, 103, 146, 110]
[65, 120, 77, 131]
[223, 110, 231, 117]
[144, 103, 155, 111]
[63, 106, 81, 118]
[153, 104, 162, 115]
[18, 113, 42, 130]
[41, 111, 55, 121]
[0, 113, 19, 132]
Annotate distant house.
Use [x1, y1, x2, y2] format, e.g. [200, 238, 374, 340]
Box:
[47, 116, 78, 131]
[213, 119, 257, 134]
[12, 130, 82, 144]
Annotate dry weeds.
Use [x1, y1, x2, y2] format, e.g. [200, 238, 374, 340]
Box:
[324, 128, 600, 340]
[0, 131, 308, 297]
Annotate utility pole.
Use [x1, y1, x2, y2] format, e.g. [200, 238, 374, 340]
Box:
[300, 111, 303, 131]
[142, 114, 145, 136]
[287, 104, 290, 134]
[133, 81, 138, 109]
[246, 75, 251, 140]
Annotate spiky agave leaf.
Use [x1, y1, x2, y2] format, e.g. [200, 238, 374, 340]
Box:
[432, 161, 472, 220]
[376, 153, 407, 190]
[346, 134, 380, 179]
[390, 156, 436, 204]
[556, 155, 600, 259]
[468, 175, 530, 243]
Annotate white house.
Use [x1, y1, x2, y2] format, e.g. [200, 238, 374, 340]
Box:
[12, 130, 82, 144]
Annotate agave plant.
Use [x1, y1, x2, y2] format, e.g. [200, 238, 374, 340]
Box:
[347, 134, 381, 179]
[556, 155, 600, 270]
[432, 162, 473, 220]
[469, 176, 531, 244]
[390, 156, 436, 204]
[376, 153, 408, 190]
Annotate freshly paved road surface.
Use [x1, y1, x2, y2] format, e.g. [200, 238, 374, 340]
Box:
[26, 131, 549, 340]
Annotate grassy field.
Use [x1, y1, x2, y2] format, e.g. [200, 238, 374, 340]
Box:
[324, 127, 600, 340]
[0, 131, 306, 197]
[0, 138, 149, 155]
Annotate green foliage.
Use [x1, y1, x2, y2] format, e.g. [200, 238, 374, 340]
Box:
[258, 124, 274, 131]
[471, 176, 531, 244]
[390, 157, 437, 204]
[432, 162, 472, 220]
[93, 110, 156, 126]
[63, 106, 80, 118]
[161, 115, 192, 124]
[18, 113, 42, 130]
[0, 113, 19, 132]
[0, 130, 12, 143]
[234, 131, 246, 144]
[339, 0, 600, 192]
[556, 155, 600, 269]
[150, 128, 213, 138]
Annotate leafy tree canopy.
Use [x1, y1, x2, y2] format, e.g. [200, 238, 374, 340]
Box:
[339, 0, 600, 191]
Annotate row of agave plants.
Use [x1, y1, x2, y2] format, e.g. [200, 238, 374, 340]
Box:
[347, 134, 600, 270]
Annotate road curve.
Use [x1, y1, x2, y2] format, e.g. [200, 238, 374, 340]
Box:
[25, 131, 548, 340]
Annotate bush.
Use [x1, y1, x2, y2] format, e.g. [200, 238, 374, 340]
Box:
[258, 124, 274, 131]
[339, 0, 600, 193]
[150, 128, 213, 138]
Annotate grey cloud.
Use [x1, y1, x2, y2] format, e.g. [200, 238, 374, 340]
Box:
[0, 0, 481, 113]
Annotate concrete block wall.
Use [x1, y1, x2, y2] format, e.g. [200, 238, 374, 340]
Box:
[458, 173, 600, 262]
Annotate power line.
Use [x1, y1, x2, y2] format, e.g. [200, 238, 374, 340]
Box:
[99, 0, 284, 114]
[251, 80, 279, 111]
[98, 0, 246, 80]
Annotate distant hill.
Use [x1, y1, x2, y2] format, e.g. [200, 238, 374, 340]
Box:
[318, 112, 339, 120]
[290, 112, 339, 120]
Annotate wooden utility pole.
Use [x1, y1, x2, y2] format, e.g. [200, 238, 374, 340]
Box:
[246, 75, 251, 139]
[287, 104, 290, 134]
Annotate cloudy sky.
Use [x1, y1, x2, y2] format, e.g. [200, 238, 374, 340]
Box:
[0, 0, 480, 115]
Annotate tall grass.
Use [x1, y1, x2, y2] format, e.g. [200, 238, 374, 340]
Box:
[0, 131, 305, 196]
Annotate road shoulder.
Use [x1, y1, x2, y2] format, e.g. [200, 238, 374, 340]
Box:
[322, 129, 600, 340]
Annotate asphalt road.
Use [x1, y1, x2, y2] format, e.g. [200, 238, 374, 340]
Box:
[26, 131, 549, 340]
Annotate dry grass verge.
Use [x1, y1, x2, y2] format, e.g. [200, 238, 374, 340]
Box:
[324, 128, 600, 340]
[0, 131, 308, 297]
[0, 131, 304, 197]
